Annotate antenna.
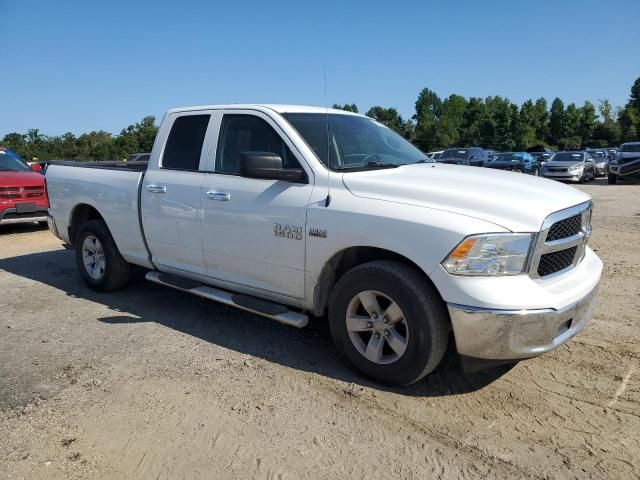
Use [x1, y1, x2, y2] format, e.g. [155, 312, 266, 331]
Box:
[323, 65, 331, 207]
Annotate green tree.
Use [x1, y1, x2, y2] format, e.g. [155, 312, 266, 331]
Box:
[460, 97, 488, 147]
[618, 105, 639, 142]
[435, 95, 467, 147]
[532, 98, 549, 143]
[485, 96, 516, 151]
[593, 99, 620, 146]
[548, 97, 565, 147]
[578, 101, 597, 146]
[413, 88, 442, 151]
[559, 103, 581, 149]
[332, 103, 358, 113]
[365, 106, 414, 140]
[629, 77, 640, 116]
[516, 100, 537, 149]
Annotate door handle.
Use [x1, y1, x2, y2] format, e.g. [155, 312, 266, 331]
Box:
[146, 184, 167, 194]
[206, 191, 231, 201]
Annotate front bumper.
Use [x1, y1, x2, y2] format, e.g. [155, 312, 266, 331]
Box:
[0, 207, 48, 225]
[541, 170, 581, 181]
[448, 282, 599, 360]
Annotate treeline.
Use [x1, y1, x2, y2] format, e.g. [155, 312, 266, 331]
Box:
[2, 116, 158, 162]
[337, 76, 640, 152]
[3, 78, 639, 161]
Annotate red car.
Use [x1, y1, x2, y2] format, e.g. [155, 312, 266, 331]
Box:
[0, 147, 49, 225]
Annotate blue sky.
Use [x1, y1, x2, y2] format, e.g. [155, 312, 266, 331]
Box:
[1, 0, 639, 136]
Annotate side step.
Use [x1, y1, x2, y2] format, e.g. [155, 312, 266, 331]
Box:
[145, 271, 309, 328]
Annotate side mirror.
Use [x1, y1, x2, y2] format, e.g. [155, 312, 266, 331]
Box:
[30, 163, 42, 173]
[239, 152, 304, 182]
[469, 155, 476, 160]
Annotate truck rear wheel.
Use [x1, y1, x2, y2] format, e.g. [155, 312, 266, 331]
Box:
[328, 260, 449, 386]
[75, 219, 131, 292]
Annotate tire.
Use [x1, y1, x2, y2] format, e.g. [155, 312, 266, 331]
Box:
[608, 173, 617, 185]
[578, 173, 585, 184]
[532, 167, 539, 176]
[328, 260, 449, 386]
[75, 219, 131, 292]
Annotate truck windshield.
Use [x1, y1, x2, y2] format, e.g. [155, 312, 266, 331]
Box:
[0, 149, 30, 171]
[283, 113, 429, 171]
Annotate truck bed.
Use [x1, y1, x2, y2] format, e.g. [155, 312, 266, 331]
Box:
[46, 163, 153, 268]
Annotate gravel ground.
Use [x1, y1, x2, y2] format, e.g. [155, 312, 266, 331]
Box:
[0, 179, 638, 479]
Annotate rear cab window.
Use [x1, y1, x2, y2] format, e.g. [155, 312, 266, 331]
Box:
[162, 114, 211, 171]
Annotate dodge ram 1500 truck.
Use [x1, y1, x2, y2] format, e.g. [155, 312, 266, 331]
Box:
[46, 105, 603, 385]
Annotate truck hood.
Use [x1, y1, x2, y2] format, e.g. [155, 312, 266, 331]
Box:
[0, 171, 45, 187]
[341, 163, 590, 232]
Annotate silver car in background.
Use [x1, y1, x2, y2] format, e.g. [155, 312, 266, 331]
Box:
[540, 151, 596, 183]
[586, 149, 609, 177]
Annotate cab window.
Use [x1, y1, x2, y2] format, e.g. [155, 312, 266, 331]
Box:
[215, 115, 300, 174]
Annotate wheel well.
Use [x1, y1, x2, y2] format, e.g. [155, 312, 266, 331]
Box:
[312, 246, 438, 316]
[68, 204, 104, 246]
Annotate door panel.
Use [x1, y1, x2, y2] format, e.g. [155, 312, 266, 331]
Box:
[201, 174, 311, 297]
[201, 111, 313, 298]
[141, 112, 218, 275]
[142, 169, 206, 274]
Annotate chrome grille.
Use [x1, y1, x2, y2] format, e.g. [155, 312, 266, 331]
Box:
[547, 214, 582, 241]
[537, 247, 578, 277]
[529, 202, 592, 279]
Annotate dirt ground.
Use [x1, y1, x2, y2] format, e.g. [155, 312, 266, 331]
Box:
[0, 179, 638, 479]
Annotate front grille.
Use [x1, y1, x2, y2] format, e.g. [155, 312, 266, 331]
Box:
[0, 186, 44, 200]
[547, 214, 582, 241]
[537, 246, 577, 277]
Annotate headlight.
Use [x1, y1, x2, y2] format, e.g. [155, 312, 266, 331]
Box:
[442, 233, 533, 276]
[569, 164, 584, 172]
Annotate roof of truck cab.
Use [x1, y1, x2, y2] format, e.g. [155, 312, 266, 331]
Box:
[166, 104, 361, 116]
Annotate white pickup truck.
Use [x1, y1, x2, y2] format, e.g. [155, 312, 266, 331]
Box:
[46, 105, 603, 385]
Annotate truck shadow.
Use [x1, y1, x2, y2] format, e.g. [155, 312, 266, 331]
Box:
[0, 249, 513, 398]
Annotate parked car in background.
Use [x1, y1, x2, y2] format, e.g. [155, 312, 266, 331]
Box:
[608, 142, 640, 184]
[436, 147, 488, 166]
[485, 149, 497, 159]
[427, 150, 444, 160]
[484, 152, 539, 175]
[0, 147, 49, 226]
[606, 148, 618, 161]
[586, 149, 609, 177]
[540, 151, 596, 183]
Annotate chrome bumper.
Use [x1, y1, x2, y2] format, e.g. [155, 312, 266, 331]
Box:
[447, 283, 599, 360]
[0, 207, 48, 225]
[541, 172, 580, 181]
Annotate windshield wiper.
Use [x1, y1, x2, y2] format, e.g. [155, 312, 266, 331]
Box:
[335, 161, 400, 171]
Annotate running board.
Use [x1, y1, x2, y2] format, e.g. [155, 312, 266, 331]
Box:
[145, 271, 309, 328]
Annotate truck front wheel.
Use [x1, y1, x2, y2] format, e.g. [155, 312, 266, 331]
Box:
[75, 219, 131, 292]
[328, 260, 449, 385]
[608, 173, 617, 184]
